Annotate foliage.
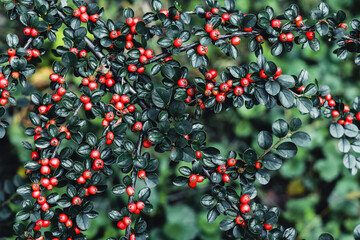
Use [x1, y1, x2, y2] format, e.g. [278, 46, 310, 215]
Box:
[0, 0, 360, 239]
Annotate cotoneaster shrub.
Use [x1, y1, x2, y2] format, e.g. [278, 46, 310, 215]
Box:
[0, 0, 360, 239]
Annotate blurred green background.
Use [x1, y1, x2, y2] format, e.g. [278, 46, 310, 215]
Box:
[1, 0, 360, 239]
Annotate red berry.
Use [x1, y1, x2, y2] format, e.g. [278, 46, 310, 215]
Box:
[32, 190, 41, 198]
[72, 197, 81, 205]
[24, 27, 31, 35]
[259, 70, 268, 78]
[264, 223, 273, 230]
[123, 217, 132, 226]
[356, 113, 360, 121]
[216, 94, 225, 103]
[7, 48, 16, 56]
[79, 50, 87, 58]
[240, 194, 251, 204]
[89, 14, 99, 22]
[50, 138, 59, 147]
[142, 139, 153, 148]
[31, 29, 40, 37]
[50, 177, 58, 186]
[41, 166, 51, 175]
[188, 181, 197, 188]
[177, 78, 188, 87]
[231, 36, 241, 45]
[275, 67, 282, 76]
[126, 186, 135, 196]
[234, 86, 244, 96]
[138, 170, 146, 180]
[37, 196, 46, 205]
[217, 165, 226, 174]
[332, 110, 340, 118]
[197, 45, 208, 55]
[117, 220, 127, 229]
[84, 102, 93, 111]
[328, 99, 336, 107]
[128, 65, 137, 72]
[59, 214, 68, 223]
[344, 105, 350, 113]
[211, 8, 219, 14]
[210, 30, 220, 40]
[109, 30, 118, 39]
[235, 216, 244, 224]
[240, 203, 250, 213]
[41, 202, 49, 211]
[80, 13, 89, 22]
[65, 219, 73, 228]
[205, 24, 213, 33]
[73, 9, 81, 17]
[279, 33, 287, 42]
[49, 158, 60, 168]
[306, 31, 315, 40]
[196, 175, 204, 183]
[205, 12, 213, 19]
[222, 174, 230, 183]
[79, 6, 87, 13]
[271, 19, 281, 28]
[77, 176, 86, 184]
[195, 151, 202, 159]
[88, 186, 98, 195]
[228, 158, 237, 166]
[145, 49, 154, 59]
[128, 203, 137, 212]
[189, 174, 197, 183]
[255, 162, 262, 169]
[159, 9, 169, 17]
[286, 33, 294, 42]
[174, 38, 183, 47]
[136, 201, 145, 210]
[133, 122, 143, 131]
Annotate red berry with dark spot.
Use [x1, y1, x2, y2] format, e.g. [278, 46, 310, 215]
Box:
[210, 30, 220, 40]
[271, 19, 281, 28]
[240, 194, 251, 204]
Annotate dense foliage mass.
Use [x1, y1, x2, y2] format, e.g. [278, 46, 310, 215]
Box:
[0, 0, 360, 239]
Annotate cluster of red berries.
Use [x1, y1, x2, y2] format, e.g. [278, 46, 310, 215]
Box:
[117, 216, 132, 229]
[279, 32, 294, 42]
[90, 149, 104, 171]
[127, 64, 145, 74]
[138, 47, 155, 64]
[59, 213, 82, 235]
[73, 5, 99, 23]
[259, 66, 282, 79]
[0, 73, 10, 106]
[188, 174, 204, 188]
[159, 9, 180, 20]
[320, 93, 356, 124]
[127, 200, 145, 214]
[142, 139, 153, 148]
[69, 47, 87, 58]
[33, 218, 50, 231]
[23, 27, 40, 37]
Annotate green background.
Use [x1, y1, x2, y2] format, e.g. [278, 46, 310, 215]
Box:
[0, 0, 360, 239]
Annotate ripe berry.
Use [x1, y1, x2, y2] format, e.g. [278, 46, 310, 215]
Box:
[217, 165, 226, 174]
[231, 36, 241, 45]
[306, 31, 315, 40]
[133, 122, 143, 131]
[139, 55, 148, 64]
[80, 13, 89, 22]
[235, 216, 244, 224]
[128, 65, 137, 72]
[138, 170, 146, 180]
[234, 86, 244, 96]
[126, 186, 135, 196]
[210, 30, 220, 40]
[328, 99, 336, 107]
[240, 194, 251, 204]
[24, 27, 31, 35]
[196, 151, 202, 159]
[41, 202, 49, 211]
[123, 217, 132, 226]
[143, 139, 153, 148]
[73, 9, 81, 17]
[84, 102, 93, 111]
[37, 196, 46, 205]
[7, 48, 16, 56]
[196, 175, 204, 182]
[79, 6, 87, 13]
[88, 186, 98, 195]
[145, 49, 154, 59]
[271, 19, 281, 28]
[89, 14, 99, 22]
[259, 70, 268, 78]
[177, 78, 188, 87]
[188, 181, 197, 188]
[31, 29, 40, 37]
[72, 197, 81, 205]
[128, 203, 137, 212]
[205, 24, 213, 33]
[41, 166, 51, 175]
[49, 158, 60, 168]
[356, 113, 360, 121]
[197, 45, 208, 55]
[205, 12, 213, 19]
[79, 50, 87, 58]
[117, 220, 127, 229]
[325, 94, 332, 101]
[255, 162, 262, 169]
[50, 138, 59, 147]
[264, 223, 273, 230]
[279, 33, 287, 42]
[105, 112, 115, 122]
[286, 33, 294, 42]
[256, 35, 264, 43]
[32, 190, 41, 198]
[159, 9, 169, 17]
[174, 38, 183, 47]
[240, 203, 250, 213]
[344, 105, 350, 113]
[189, 174, 197, 183]
[77, 176, 86, 184]
[65, 219, 73, 228]
[110, 31, 118, 39]
[295, 15, 302, 22]
[275, 67, 282, 76]
[220, 83, 229, 92]
[136, 201, 145, 210]
[244, 27, 253, 32]
[228, 158, 237, 166]
[332, 110, 340, 118]
[222, 174, 230, 183]
[83, 170, 92, 179]
[93, 158, 104, 170]
[59, 214, 68, 223]
[50, 177, 58, 186]
[120, 95, 130, 103]
[216, 94, 225, 103]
